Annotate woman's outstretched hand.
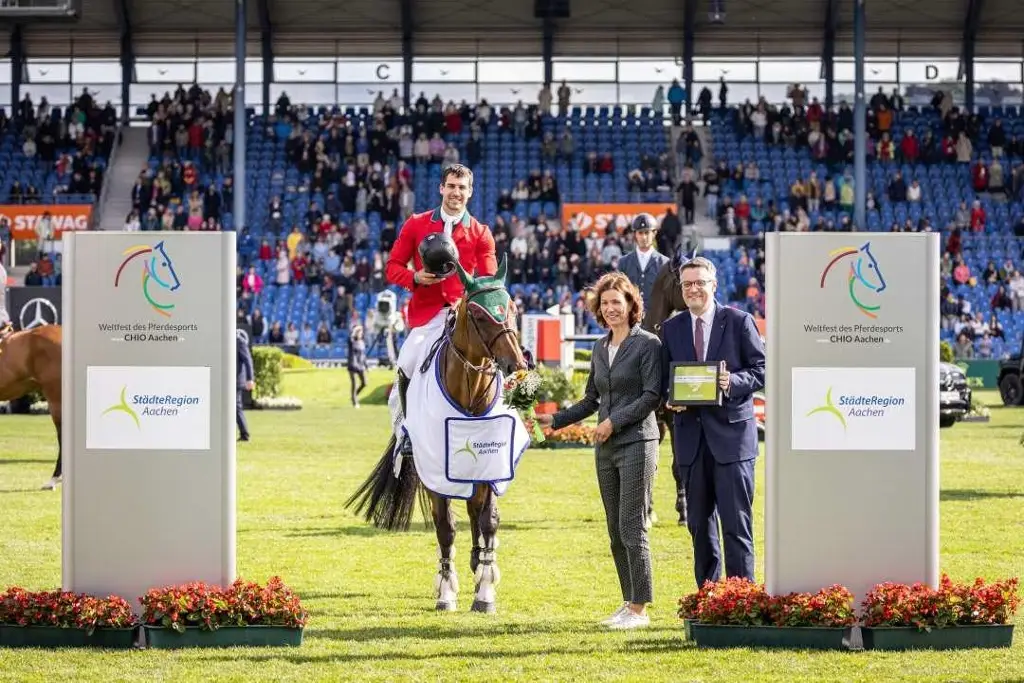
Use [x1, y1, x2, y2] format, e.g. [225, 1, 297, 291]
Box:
[536, 414, 554, 427]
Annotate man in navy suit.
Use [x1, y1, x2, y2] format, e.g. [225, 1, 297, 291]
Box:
[237, 329, 255, 442]
[660, 256, 765, 586]
[618, 213, 669, 305]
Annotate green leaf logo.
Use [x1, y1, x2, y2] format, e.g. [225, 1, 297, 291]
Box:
[806, 386, 847, 431]
[102, 385, 141, 429]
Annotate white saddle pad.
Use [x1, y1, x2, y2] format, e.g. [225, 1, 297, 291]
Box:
[403, 348, 531, 499]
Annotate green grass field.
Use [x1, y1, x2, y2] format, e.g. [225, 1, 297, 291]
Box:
[0, 369, 1022, 682]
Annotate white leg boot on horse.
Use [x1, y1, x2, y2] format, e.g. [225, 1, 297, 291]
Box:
[469, 486, 501, 613]
[434, 546, 460, 612]
[472, 537, 501, 613]
[431, 495, 459, 611]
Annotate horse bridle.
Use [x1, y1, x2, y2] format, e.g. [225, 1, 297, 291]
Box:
[449, 285, 520, 375]
[418, 285, 520, 379]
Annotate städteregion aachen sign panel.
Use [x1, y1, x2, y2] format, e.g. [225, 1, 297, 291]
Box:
[764, 232, 939, 609]
[61, 231, 237, 610]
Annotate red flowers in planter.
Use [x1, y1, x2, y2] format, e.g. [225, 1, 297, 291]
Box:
[678, 577, 856, 628]
[0, 588, 136, 633]
[140, 576, 308, 633]
[680, 575, 1021, 629]
[862, 574, 1020, 628]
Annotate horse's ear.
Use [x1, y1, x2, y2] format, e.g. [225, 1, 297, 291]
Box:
[455, 260, 472, 290]
[495, 254, 508, 283]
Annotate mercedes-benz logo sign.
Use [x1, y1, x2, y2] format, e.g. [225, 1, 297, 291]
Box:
[19, 298, 59, 330]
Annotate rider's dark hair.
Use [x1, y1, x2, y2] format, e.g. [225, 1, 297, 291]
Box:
[440, 164, 474, 189]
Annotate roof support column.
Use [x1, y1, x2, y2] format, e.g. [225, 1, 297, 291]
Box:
[959, 0, 984, 113]
[821, 0, 838, 110]
[853, 0, 866, 231]
[233, 0, 246, 232]
[257, 0, 273, 116]
[542, 16, 554, 86]
[9, 25, 23, 119]
[682, 0, 695, 111]
[114, 0, 135, 124]
[401, 0, 413, 114]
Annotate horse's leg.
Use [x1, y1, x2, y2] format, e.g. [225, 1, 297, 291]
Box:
[468, 484, 500, 614]
[667, 418, 687, 525]
[431, 492, 459, 611]
[42, 383, 62, 491]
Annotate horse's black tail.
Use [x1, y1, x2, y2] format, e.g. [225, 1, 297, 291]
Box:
[344, 435, 434, 532]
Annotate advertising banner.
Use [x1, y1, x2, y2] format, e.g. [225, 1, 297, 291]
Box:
[560, 203, 677, 237]
[8, 286, 61, 330]
[62, 231, 237, 608]
[0, 204, 93, 240]
[764, 232, 940, 607]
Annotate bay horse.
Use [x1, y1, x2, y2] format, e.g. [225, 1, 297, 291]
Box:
[0, 323, 63, 490]
[641, 247, 697, 525]
[345, 256, 528, 614]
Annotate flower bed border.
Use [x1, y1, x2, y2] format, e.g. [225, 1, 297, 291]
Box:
[688, 623, 850, 650]
[861, 624, 1014, 651]
[143, 625, 303, 649]
[0, 625, 138, 649]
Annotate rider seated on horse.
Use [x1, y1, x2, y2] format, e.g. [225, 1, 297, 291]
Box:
[384, 163, 497, 459]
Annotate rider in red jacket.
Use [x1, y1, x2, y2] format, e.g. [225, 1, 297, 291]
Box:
[385, 163, 497, 456]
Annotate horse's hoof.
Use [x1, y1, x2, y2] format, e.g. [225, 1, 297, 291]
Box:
[41, 477, 60, 491]
[470, 600, 497, 614]
[435, 600, 457, 612]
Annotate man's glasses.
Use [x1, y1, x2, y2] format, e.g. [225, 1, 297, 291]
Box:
[682, 280, 712, 289]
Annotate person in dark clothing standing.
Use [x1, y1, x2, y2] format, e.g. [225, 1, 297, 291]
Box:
[236, 329, 254, 442]
[348, 324, 368, 407]
[677, 175, 698, 226]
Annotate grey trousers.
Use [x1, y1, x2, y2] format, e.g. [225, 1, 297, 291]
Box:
[596, 438, 658, 604]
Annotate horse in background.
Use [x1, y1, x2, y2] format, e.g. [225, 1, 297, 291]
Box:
[346, 257, 529, 614]
[641, 246, 698, 525]
[0, 324, 63, 490]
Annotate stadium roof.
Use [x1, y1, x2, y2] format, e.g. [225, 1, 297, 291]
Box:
[5, 0, 1024, 60]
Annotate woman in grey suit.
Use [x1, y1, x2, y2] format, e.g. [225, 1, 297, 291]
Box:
[537, 272, 664, 630]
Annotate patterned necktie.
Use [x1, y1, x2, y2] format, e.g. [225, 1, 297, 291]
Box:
[694, 317, 705, 361]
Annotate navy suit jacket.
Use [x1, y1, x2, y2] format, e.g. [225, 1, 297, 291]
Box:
[660, 302, 765, 466]
[236, 333, 254, 390]
[618, 248, 669, 306]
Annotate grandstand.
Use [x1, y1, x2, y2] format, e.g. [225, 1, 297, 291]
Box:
[1, 0, 1023, 368]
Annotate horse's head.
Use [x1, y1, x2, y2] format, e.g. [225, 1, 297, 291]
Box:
[147, 241, 182, 293]
[854, 242, 887, 293]
[670, 246, 699, 284]
[454, 256, 528, 377]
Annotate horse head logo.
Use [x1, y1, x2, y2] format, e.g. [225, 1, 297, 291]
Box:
[114, 241, 182, 318]
[820, 242, 887, 319]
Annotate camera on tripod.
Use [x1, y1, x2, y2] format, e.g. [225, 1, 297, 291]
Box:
[373, 290, 405, 333]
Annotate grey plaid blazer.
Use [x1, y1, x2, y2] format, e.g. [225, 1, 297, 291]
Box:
[551, 324, 664, 448]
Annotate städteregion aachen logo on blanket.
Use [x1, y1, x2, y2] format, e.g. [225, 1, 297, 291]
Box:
[454, 439, 507, 461]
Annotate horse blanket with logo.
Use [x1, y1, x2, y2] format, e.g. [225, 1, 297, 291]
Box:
[402, 350, 531, 500]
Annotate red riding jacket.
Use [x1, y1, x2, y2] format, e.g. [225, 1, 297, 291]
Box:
[385, 207, 497, 329]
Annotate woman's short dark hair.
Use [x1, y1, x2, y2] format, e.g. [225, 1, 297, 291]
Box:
[588, 271, 644, 329]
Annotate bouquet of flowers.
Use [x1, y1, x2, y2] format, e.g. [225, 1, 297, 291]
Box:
[503, 369, 545, 443]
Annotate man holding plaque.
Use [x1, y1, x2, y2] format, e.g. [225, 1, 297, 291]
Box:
[661, 256, 765, 586]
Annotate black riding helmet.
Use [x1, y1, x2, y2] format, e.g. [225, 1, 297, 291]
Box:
[418, 232, 460, 277]
[631, 213, 658, 233]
